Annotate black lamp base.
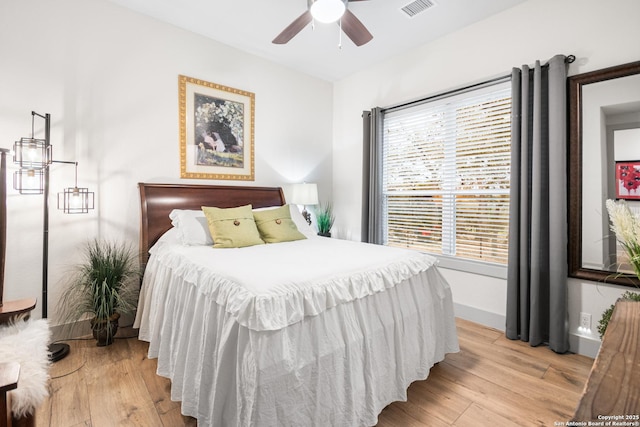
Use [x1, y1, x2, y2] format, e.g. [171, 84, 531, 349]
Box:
[48, 342, 70, 362]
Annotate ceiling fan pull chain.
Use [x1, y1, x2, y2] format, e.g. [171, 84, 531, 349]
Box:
[338, 20, 342, 49]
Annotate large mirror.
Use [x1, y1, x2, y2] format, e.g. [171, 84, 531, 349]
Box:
[569, 61, 640, 287]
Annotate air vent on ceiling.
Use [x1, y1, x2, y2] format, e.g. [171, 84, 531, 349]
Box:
[401, 0, 436, 17]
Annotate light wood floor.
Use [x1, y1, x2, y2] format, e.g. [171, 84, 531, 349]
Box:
[36, 318, 594, 426]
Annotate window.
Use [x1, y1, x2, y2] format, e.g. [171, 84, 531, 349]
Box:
[381, 81, 511, 272]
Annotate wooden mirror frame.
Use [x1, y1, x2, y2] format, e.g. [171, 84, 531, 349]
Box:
[568, 60, 640, 287]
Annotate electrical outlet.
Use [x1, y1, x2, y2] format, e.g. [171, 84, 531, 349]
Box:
[580, 312, 591, 330]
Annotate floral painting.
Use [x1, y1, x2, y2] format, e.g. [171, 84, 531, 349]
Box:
[615, 161, 640, 200]
[179, 75, 255, 180]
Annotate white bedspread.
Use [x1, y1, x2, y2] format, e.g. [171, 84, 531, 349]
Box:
[135, 234, 459, 426]
[139, 236, 437, 332]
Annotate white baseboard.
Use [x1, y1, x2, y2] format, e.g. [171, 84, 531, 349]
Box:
[569, 333, 601, 359]
[453, 302, 506, 331]
[453, 302, 600, 358]
[49, 319, 92, 342]
[48, 312, 137, 343]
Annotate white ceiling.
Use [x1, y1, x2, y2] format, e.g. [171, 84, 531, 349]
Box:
[106, 0, 526, 82]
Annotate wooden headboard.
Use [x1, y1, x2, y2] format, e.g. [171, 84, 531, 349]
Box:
[138, 183, 286, 262]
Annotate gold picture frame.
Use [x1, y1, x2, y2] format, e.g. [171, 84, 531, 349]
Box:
[179, 75, 255, 181]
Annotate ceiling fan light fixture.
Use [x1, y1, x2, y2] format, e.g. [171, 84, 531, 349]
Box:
[310, 0, 346, 24]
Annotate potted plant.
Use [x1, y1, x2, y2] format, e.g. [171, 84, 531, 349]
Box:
[58, 239, 139, 346]
[598, 200, 640, 338]
[315, 202, 335, 237]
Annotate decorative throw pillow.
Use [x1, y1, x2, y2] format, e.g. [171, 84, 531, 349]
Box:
[254, 204, 318, 239]
[202, 205, 264, 248]
[253, 204, 307, 243]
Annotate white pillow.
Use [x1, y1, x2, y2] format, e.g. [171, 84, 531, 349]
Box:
[156, 227, 181, 244]
[254, 204, 318, 239]
[169, 209, 214, 246]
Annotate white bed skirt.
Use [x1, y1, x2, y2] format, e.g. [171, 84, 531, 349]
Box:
[136, 256, 459, 426]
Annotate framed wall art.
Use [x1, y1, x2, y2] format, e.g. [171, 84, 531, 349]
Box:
[615, 161, 640, 200]
[179, 75, 255, 180]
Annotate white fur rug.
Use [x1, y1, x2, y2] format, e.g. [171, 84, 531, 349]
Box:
[0, 317, 51, 417]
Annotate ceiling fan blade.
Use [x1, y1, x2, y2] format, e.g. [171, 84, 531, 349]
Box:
[340, 9, 373, 46]
[272, 11, 313, 44]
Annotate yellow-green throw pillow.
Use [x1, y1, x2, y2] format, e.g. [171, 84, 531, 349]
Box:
[253, 205, 307, 243]
[202, 205, 264, 248]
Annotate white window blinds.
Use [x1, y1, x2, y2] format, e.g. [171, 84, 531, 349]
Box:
[382, 81, 511, 265]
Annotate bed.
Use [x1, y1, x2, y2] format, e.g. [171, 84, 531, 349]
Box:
[133, 182, 459, 427]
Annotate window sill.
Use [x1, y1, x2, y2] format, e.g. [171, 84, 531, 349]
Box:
[431, 254, 507, 279]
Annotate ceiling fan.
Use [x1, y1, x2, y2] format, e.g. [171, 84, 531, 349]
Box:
[272, 0, 373, 47]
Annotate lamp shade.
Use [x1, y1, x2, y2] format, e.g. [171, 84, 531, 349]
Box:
[310, 0, 346, 23]
[13, 138, 51, 170]
[13, 169, 44, 194]
[58, 187, 95, 214]
[290, 183, 319, 206]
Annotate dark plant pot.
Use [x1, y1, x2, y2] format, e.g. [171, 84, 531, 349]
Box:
[91, 312, 120, 347]
[318, 231, 331, 238]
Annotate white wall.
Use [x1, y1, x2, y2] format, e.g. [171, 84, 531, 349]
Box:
[0, 0, 334, 323]
[332, 0, 640, 356]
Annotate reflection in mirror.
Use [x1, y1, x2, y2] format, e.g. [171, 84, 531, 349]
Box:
[608, 129, 640, 274]
[569, 61, 640, 287]
[581, 75, 640, 272]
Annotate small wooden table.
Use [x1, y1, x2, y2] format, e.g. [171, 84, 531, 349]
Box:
[0, 362, 20, 427]
[0, 298, 37, 324]
[573, 300, 640, 421]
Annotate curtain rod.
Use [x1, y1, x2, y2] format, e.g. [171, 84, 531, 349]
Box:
[382, 53, 575, 113]
[383, 74, 511, 113]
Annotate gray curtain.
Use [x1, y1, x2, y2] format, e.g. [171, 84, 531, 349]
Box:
[362, 108, 383, 244]
[506, 54, 569, 353]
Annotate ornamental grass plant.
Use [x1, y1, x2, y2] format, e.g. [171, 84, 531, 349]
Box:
[605, 199, 640, 278]
[315, 202, 335, 237]
[598, 200, 640, 338]
[57, 239, 139, 344]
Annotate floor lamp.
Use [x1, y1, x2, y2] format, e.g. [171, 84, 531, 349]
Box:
[12, 111, 95, 362]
